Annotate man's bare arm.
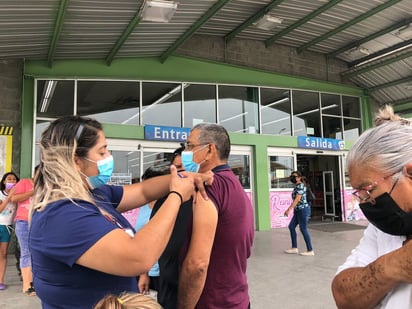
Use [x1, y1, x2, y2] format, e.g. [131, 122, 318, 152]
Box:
[178, 192, 218, 309]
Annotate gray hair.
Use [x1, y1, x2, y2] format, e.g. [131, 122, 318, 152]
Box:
[192, 123, 231, 160]
[347, 106, 412, 175]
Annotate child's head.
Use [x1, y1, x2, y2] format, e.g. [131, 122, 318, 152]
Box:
[94, 292, 162, 309]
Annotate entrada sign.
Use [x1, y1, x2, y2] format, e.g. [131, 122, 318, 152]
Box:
[144, 125, 190, 142]
[298, 136, 345, 151]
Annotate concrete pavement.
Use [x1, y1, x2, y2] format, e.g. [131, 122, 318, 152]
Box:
[1, 221, 367, 308]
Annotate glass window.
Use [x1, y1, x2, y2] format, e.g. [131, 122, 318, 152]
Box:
[77, 81, 140, 125]
[229, 154, 251, 189]
[108, 150, 136, 185]
[342, 95, 362, 141]
[36, 80, 75, 117]
[34, 120, 53, 166]
[218, 85, 259, 134]
[321, 93, 341, 117]
[108, 150, 139, 183]
[269, 156, 294, 189]
[35, 79, 362, 142]
[142, 82, 182, 127]
[35, 120, 51, 142]
[183, 84, 216, 127]
[260, 88, 291, 135]
[142, 150, 170, 176]
[292, 90, 320, 137]
[343, 118, 361, 142]
[342, 96, 360, 118]
[323, 116, 343, 139]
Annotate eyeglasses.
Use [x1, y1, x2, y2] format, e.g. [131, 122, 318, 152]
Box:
[184, 142, 208, 151]
[352, 173, 397, 202]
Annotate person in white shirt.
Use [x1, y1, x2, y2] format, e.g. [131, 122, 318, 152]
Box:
[332, 105, 412, 309]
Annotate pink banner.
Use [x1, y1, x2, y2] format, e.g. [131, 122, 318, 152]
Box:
[122, 208, 140, 228]
[270, 191, 293, 228]
[342, 190, 366, 222]
[245, 191, 253, 206]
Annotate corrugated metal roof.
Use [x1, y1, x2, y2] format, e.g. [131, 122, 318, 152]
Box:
[0, 0, 410, 110]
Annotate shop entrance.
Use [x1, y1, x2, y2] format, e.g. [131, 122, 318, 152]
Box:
[297, 154, 342, 221]
[105, 138, 255, 226]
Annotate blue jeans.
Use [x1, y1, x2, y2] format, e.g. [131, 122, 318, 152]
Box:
[288, 207, 313, 251]
[15, 220, 31, 268]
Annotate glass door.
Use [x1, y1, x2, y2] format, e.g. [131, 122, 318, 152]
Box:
[229, 146, 255, 227]
[107, 139, 183, 226]
[323, 171, 335, 217]
[107, 139, 181, 182]
[229, 146, 253, 192]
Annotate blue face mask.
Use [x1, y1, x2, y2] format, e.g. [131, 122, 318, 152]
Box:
[181, 151, 200, 172]
[85, 155, 114, 189]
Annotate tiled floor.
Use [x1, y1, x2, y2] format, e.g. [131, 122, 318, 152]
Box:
[1, 221, 367, 308]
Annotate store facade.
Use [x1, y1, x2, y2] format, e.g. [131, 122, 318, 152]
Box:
[21, 56, 370, 230]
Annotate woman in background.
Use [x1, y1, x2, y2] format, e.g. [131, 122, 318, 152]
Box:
[284, 171, 314, 256]
[0, 172, 19, 290]
[11, 169, 36, 296]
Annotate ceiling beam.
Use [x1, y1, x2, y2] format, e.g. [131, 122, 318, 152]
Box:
[328, 18, 412, 58]
[348, 39, 412, 67]
[224, 0, 286, 44]
[47, 0, 70, 68]
[296, 0, 403, 54]
[368, 76, 412, 92]
[105, 13, 142, 65]
[265, 0, 343, 48]
[341, 50, 412, 79]
[160, 0, 230, 63]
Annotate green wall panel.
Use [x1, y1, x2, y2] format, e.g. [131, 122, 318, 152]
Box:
[20, 77, 35, 178]
[103, 124, 144, 139]
[25, 56, 363, 96]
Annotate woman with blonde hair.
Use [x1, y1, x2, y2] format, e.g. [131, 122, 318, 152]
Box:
[29, 115, 211, 309]
[94, 292, 162, 309]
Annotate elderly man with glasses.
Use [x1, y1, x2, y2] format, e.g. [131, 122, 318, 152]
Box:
[177, 123, 254, 309]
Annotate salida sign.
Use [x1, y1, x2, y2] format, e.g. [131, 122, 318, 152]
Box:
[297, 136, 345, 151]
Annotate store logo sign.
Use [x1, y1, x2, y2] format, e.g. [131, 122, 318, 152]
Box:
[145, 125, 190, 142]
[298, 136, 345, 151]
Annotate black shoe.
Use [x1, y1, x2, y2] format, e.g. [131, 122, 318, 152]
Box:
[24, 287, 36, 296]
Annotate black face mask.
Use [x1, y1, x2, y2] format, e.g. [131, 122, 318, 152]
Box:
[360, 192, 412, 236]
[290, 176, 297, 184]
